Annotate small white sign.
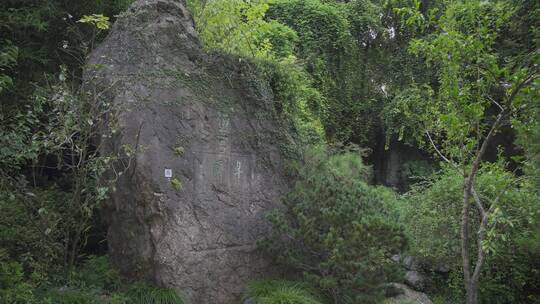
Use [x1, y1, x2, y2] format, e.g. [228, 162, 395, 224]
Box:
[164, 168, 173, 178]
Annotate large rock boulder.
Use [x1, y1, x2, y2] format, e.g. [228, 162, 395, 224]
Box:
[385, 283, 433, 304]
[86, 0, 295, 303]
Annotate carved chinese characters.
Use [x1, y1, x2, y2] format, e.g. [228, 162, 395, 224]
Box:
[194, 111, 253, 195]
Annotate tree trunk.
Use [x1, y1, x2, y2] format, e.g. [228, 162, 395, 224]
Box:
[462, 176, 476, 304]
[466, 283, 478, 304]
[462, 179, 481, 304]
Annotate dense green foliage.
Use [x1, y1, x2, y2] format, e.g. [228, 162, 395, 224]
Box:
[0, 1, 180, 302]
[187, 0, 326, 142]
[1, 0, 539, 303]
[265, 146, 407, 303]
[187, 0, 421, 145]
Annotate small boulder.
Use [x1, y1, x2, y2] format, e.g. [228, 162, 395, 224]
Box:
[243, 298, 257, 304]
[405, 270, 425, 291]
[402, 256, 419, 270]
[434, 261, 450, 274]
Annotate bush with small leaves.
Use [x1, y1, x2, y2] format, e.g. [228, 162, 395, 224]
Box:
[265, 145, 407, 304]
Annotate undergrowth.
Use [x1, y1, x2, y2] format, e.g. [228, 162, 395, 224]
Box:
[0, 255, 184, 304]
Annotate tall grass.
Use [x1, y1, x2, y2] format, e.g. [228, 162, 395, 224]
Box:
[244, 279, 323, 304]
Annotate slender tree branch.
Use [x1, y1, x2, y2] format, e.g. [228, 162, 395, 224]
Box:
[469, 72, 536, 184]
[471, 186, 486, 217]
[472, 211, 488, 282]
[487, 95, 504, 112]
[425, 130, 459, 170]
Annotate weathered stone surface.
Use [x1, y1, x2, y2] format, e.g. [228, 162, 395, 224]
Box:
[86, 1, 294, 303]
[386, 283, 433, 304]
[391, 255, 429, 291]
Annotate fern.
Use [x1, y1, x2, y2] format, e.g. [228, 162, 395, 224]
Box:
[259, 287, 322, 304]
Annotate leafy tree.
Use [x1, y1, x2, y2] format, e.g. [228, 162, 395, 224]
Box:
[403, 165, 540, 303]
[187, 0, 295, 59]
[265, 145, 407, 303]
[387, 1, 539, 303]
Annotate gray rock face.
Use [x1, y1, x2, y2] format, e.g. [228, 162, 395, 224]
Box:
[86, 1, 294, 303]
[386, 283, 433, 304]
[392, 255, 427, 291]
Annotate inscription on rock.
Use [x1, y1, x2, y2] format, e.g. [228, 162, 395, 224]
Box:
[194, 112, 253, 195]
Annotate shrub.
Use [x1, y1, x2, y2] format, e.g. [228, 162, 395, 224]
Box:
[265, 145, 407, 304]
[74, 255, 122, 291]
[42, 288, 100, 304]
[0, 254, 184, 304]
[74, 256, 185, 304]
[0, 188, 68, 282]
[0, 250, 37, 304]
